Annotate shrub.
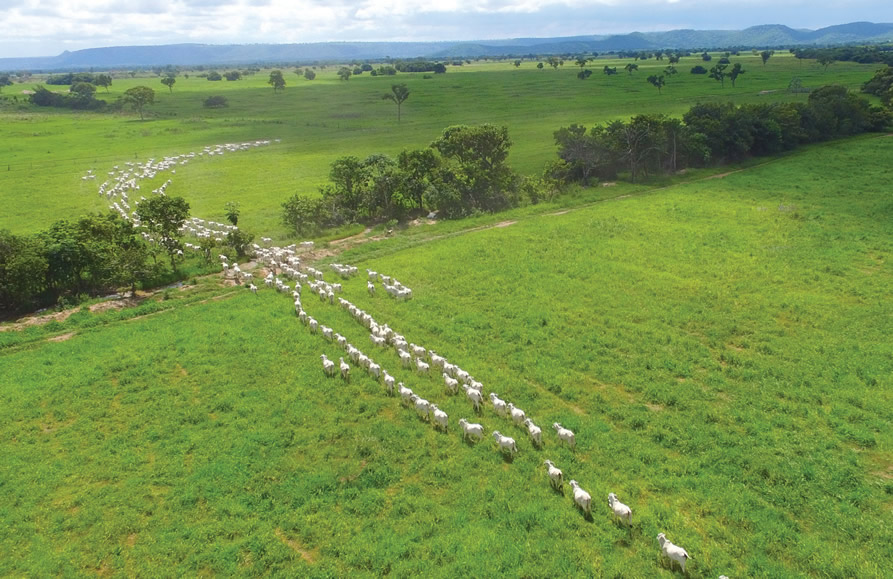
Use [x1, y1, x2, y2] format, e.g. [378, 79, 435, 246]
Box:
[691, 66, 708, 74]
[203, 95, 228, 108]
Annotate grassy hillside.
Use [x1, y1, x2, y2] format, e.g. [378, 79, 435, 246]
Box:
[0, 53, 882, 236]
[1, 135, 890, 576]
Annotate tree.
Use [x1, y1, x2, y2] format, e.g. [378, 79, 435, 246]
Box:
[862, 66, 893, 106]
[709, 63, 728, 88]
[554, 124, 615, 185]
[0, 229, 48, 313]
[122, 86, 155, 120]
[207, 71, 222, 81]
[513, 60, 521, 67]
[224, 202, 240, 226]
[625, 63, 639, 75]
[135, 196, 190, 269]
[70, 82, 96, 99]
[760, 50, 772, 66]
[282, 195, 325, 236]
[575, 57, 589, 69]
[0, 74, 11, 93]
[537, 62, 544, 69]
[647, 74, 666, 94]
[304, 69, 316, 80]
[577, 69, 593, 80]
[161, 75, 176, 93]
[729, 63, 745, 87]
[433, 63, 447, 74]
[691, 65, 708, 74]
[547, 56, 561, 70]
[382, 83, 410, 122]
[664, 65, 677, 77]
[224, 71, 242, 81]
[268, 70, 286, 91]
[668, 53, 681, 64]
[818, 56, 835, 72]
[203, 95, 228, 108]
[702, 52, 712, 62]
[397, 148, 440, 210]
[604, 65, 618, 75]
[94, 74, 112, 93]
[337, 67, 352, 81]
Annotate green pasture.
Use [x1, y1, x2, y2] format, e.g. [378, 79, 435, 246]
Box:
[1, 135, 890, 576]
[0, 53, 883, 236]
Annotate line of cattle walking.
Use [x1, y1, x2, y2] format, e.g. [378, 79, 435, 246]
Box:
[228, 250, 702, 575]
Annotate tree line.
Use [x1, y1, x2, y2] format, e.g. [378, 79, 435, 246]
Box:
[0, 197, 255, 315]
[553, 85, 890, 186]
[282, 124, 518, 235]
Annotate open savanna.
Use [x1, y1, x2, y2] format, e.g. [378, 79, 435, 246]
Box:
[1, 134, 890, 576]
[0, 53, 883, 236]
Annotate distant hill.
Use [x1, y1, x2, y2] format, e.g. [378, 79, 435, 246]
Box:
[1, 22, 891, 71]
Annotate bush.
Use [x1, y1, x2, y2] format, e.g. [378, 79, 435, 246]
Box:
[206, 71, 222, 81]
[691, 66, 708, 74]
[203, 95, 228, 108]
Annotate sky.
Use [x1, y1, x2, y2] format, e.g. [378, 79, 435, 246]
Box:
[1, 0, 892, 58]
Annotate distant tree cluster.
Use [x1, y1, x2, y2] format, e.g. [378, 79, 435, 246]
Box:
[29, 84, 106, 110]
[554, 85, 890, 186]
[861, 66, 893, 106]
[282, 124, 518, 234]
[793, 45, 893, 67]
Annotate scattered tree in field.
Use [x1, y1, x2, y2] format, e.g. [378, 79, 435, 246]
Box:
[122, 86, 155, 120]
[0, 74, 11, 92]
[655, 50, 665, 61]
[702, 52, 712, 61]
[94, 74, 112, 92]
[223, 71, 242, 81]
[647, 74, 666, 94]
[691, 65, 708, 74]
[382, 83, 410, 122]
[268, 70, 286, 91]
[818, 56, 835, 72]
[625, 63, 639, 75]
[513, 60, 521, 67]
[729, 63, 745, 87]
[760, 50, 773, 66]
[604, 65, 618, 75]
[547, 56, 561, 70]
[203, 95, 228, 108]
[709, 63, 728, 88]
[134, 195, 190, 269]
[575, 57, 589, 69]
[224, 202, 240, 226]
[668, 53, 681, 64]
[161, 75, 176, 93]
[338, 67, 352, 81]
[304, 69, 316, 80]
[207, 71, 222, 81]
[70, 82, 96, 99]
[537, 62, 544, 69]
[433, 63, 447, 74]
[788, 77, 807, 94]
[577, 69, 593, 80]
[664, 65, 677, 77]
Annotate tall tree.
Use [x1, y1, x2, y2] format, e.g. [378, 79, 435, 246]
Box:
[382, 83, 410, 122]
[760, 50, 772, 66]
[337, 67, 352, 81]
[575, 57, 589, 69]
[709, 63, 728, 88]
[817, 56, 835, 72]
[647, 74, 666, 94]
[625, 63, 639, 75]
[94, 74, 112, 93]
[729, 63, 745, 87]
[122, 86, 155, 120]
[161, 75, 176, 93]
[268, 70, 286, 91]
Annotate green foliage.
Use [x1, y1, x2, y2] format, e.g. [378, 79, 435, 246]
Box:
[303, 68, 316, 80]
[702, 52, 712, 61]
[206, 71, 222, 81]
[760, 50, 773, 66]
[646, 74, 666, 94]
[624, 62, 638, 75]
[338, 67, 352, 81]
[223, 71, 242, 81]
[135, 196, 190, 269]
[576, 69, 593, 80]
[690, 65, 708, 74]
[202, 95, 228, 108]
[710, 63, 728, 88]
[225, 228, 254, 258]
[382, 83, 410, 122]
[161, 75, 176, 93]
[223, 201, 240, 226]
[861, 65, 893, 105]
[729, 62, 746, 87]
[121, 86, 155, 120]
[281, 194, 325, 236]
[268, 70, 285, 91]
[94, 73, 112, 92]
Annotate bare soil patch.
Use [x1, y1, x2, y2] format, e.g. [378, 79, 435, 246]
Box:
[494, 220, 516, 228]
[48, 332, 76, 342]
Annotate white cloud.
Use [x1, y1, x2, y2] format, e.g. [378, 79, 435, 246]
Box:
[0, 0, 891, 58]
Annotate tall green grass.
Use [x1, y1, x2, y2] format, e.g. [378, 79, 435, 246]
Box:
[0, 135, 890, 576]
[0, 54, 881, 235]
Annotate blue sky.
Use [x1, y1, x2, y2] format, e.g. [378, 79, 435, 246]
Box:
[1, 0, 892, 58]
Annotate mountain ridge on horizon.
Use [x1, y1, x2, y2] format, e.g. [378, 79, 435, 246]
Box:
[1, 21, 891, 72]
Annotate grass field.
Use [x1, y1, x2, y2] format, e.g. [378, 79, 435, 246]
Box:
[0, 53, 883, 236]
[1, 134, 890, 576]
